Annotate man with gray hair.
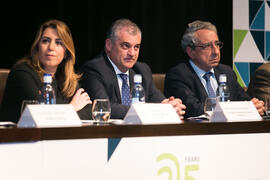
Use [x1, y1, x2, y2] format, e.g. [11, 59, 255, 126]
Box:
[81, 18, 186, 119]
[164, 20, 264, 118]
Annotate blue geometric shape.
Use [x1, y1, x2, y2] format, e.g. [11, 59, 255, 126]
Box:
[235, 62, 249, 86]
[108, 138, 121, 161]
[250, 2, 265, 30]
[249, 1, 264, 28]
[267, 31, 270, 60]
[250, 63, 264, 79]
[250, 30, 265, 58]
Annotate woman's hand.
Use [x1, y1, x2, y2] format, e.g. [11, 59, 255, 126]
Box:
[70, 88, 92, 111]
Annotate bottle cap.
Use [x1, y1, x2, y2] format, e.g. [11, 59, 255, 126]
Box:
[219, 74, 227, 83]
[43, 73, 52, 83]
[134, 74, 142, 83]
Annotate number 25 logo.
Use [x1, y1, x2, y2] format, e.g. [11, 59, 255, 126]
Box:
[157, 153, 199, 180]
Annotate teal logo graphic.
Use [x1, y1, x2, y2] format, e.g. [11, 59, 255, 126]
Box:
[108, 138, 121, 161]
[157, 153, 199, 180]
[233, 0, 270, 87]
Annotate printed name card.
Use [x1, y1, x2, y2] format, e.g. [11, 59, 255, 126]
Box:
[123, 103, 182, 125]
[17, 104, 82, 128]
[210, 101, 262, 122]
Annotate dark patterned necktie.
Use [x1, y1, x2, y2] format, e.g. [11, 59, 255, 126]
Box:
[203, 72, 216, 98]
[119, 74, 131, 105]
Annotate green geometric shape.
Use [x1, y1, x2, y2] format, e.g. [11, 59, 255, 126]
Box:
[233, 29, 248, 58]
[233, 63, 246, 87]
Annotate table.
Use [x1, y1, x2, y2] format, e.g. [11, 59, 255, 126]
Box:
[1, 121, 270, 179]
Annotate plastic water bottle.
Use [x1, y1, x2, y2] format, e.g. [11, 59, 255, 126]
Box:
[132, 74, 145, 104]
[40, 73, 56, 104]
[217, 74, 230, 102]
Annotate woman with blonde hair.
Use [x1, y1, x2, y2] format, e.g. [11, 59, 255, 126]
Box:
[0, 19, 92, 122]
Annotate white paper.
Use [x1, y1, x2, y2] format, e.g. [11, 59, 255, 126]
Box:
[211, 101, 262, 122]
[81, 119, 123, 125]
[186, 114, 209, 123]
[123, 103, 181, 125]
[18, 104, 82, 128]
[0, 121, 16, 128]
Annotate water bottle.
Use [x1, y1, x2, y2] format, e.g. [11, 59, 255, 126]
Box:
[40, 73, 56, 104]
[217, 74, 230, 102]
[132, 74, 145, 104]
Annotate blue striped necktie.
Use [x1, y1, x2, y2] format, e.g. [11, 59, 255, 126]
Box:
[203, 72, 216, 98]
[119, 74, 131, 105]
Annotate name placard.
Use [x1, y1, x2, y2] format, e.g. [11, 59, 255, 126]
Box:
[17, 104, 82, 128]
[211, 101, 262, 122]
[123, 103, 181, 125]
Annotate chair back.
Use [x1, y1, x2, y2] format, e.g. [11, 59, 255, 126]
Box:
[0, 69, 10, 105]
[152, 73, 165, 93]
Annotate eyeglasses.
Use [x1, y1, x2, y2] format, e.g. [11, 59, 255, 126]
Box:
[192, 41, 223, 50]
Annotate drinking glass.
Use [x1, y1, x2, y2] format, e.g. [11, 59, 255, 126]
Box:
[204, 97, 217, 118]
[21, 100, 39, 115]
[92, 99, 111, 124]
[265, 98, 270, 116]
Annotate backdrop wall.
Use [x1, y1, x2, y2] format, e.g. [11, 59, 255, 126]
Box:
[3, 0, 232, 73]
[233, 0, 270, 87]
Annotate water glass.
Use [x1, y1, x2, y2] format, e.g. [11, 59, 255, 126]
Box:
[204, 97, 217, 118]
[92, 99, 111, 124]
[265, 98, 270, 116]
[21, 100, 39, 115]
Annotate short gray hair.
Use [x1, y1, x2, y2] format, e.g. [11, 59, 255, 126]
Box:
[106, 18, 141, 42]
[181, 20, 217, 51]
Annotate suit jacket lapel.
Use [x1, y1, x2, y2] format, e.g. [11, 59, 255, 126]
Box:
[186, 61, 208, 98]
[129, 69, 135, 91]
[214, 67, 221, 85]
[103, 54, 122, 103]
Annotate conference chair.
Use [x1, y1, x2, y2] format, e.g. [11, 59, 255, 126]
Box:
[152, 73, 165, 93]
[0, 69, 10, 105]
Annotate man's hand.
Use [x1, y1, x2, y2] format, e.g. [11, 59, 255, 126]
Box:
[251, 98, 265, 116]
[161, 96, 186, 119]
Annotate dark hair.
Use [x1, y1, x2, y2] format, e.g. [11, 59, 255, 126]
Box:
[106, 18, 141, 42]
[181, 20, 217, 51]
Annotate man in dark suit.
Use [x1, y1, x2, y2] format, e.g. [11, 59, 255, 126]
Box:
[164, 20, 264, 118]
[247, 62, 270, 103]
[81, 18, 186, 119]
